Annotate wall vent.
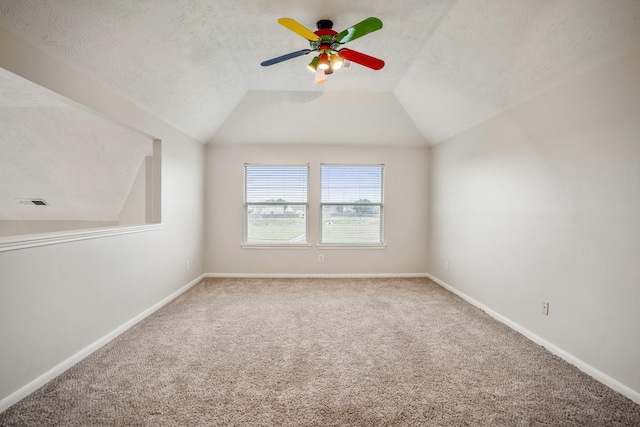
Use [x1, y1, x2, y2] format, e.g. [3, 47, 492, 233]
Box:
[16, 198, 50, 206]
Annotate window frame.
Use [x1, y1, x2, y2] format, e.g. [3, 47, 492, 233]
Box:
[243, 163, 310, 248]
[319, 164, 385, 248]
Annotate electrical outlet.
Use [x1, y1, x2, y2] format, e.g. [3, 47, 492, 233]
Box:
[542, 302, 549, 315]
[186, 261, 190, 271]
[445, 261, 449, 271]
[319, 254, 324, 262]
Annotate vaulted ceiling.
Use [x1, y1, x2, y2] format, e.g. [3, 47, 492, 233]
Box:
[2, 0, 640, 147]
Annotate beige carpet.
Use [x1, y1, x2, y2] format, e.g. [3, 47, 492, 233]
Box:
[1, 277, 639, 426]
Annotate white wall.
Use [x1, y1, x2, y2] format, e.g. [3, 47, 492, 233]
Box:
[205, 144, 429, 276]
[429, 44, 640, 397]
[0, 220, 118, 237]
[0, 28, 205, 404]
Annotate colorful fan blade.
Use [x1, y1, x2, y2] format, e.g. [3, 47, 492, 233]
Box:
[261, 49, 313, 66]
[278, 18, 321, 41]
[338, 48, 385, 70]
[335, 17, 383, 43]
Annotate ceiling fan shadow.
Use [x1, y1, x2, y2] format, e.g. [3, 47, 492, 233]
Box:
[285, 90, 325, 104]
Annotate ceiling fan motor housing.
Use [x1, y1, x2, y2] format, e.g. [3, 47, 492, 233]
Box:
[312, 21, 337, 51]
[316, 19, 333, 29]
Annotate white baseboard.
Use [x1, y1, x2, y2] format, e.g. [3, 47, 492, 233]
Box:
[205, 273, 430, 279]
[0, 273, 205, 413]
[427, 274, 640, 405]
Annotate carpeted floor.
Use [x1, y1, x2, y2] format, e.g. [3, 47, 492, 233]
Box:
[1, 277, 639, 426]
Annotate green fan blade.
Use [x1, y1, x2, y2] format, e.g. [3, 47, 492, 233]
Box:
[278, 18, 320, 42]
[335, 17, 383, 43]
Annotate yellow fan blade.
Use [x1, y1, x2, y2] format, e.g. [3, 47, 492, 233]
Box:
[278, 18, 320, 42]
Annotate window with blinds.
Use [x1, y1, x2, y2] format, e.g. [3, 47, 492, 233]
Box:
[244, 164, 309, 244]
[320, 164, 384, 245]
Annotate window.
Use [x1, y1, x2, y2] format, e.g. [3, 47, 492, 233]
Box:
[321, 165, 384, 245]
[244, 164, 309, 245]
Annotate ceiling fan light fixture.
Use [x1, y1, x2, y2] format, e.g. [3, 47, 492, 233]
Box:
[307, 56, 320, 72]
[262, 17, 384, 82]
[318, 53, 330, 70]
[330, 53, 344, 70]
[314, 68, 327, 85]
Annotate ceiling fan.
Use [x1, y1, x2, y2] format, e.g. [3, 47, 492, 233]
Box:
[261, 17, 385, 84]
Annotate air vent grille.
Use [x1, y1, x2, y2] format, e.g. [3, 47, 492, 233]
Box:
[16, 198, 50, 206]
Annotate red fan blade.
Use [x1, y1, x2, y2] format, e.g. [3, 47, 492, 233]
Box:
[338, 48, 385, 70]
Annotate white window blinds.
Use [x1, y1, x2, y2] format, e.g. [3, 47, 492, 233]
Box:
[244, 165, 309, 244]
[320, 165, 384, 244]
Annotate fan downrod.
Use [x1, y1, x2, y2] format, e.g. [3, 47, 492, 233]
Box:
[316, 19, 333, 30]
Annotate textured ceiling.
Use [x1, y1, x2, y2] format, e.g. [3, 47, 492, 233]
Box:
[1, 0, 640, 146]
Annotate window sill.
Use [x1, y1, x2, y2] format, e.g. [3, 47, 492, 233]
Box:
[242, 243, 311, 249]
[317, 244, 386, 250]
[0, 223, 163, 253]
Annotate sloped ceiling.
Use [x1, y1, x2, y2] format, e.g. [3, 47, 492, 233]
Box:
[0, 72, 152, 221]
[1, 0, 640, 147]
